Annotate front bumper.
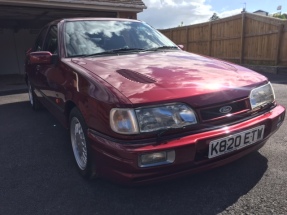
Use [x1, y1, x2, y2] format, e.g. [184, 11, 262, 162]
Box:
[87, 105, 285, 185]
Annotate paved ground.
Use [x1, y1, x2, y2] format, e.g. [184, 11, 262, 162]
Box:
[0, 73, 286, 215]
[0, 74, 26, 96]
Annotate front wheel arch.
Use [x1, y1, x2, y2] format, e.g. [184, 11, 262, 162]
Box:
[65, 100, 76, 126]
[69, 107, 97, 179]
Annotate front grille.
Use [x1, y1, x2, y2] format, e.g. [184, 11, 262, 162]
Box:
[199, 99, 249, 122]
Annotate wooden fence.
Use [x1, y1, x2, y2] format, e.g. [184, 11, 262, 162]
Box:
[160, 13, 287, 66]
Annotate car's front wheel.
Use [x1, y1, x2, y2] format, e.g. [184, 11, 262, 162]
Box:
[69, 107, 94, 179]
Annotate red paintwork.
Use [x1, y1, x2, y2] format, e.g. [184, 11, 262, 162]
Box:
[29, 51, 52, 64]
[87, 105, 285, 185]
[72, 52, 267, 106]
[25, 18, 286, 185]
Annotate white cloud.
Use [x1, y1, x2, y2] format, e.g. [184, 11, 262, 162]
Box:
[218, 8, 242, 18]
[138, 0, 242, 29]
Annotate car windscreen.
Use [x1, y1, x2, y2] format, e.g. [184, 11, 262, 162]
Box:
[64, 20, 177, 57]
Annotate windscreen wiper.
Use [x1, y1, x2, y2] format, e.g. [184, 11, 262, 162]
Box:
[146, 46, 179, 52]
[110, 47, 146, 52]
[71, 46, 178, 58]
[71, 48, 146, 58]
[70, 51, 115, 58]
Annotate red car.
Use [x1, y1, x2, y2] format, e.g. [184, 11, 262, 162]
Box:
[25, 18, 285, 185]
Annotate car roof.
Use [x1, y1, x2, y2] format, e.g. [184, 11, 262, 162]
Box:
[50, 17, 142, 25]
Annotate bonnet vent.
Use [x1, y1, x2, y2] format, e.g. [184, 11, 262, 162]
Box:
[116, 69, 156, 84]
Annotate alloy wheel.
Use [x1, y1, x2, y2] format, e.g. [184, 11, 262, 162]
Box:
[70, 117, 88, 170]
[28, 81, 34, 106]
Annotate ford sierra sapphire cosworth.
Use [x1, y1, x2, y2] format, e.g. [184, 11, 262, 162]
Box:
[25, 18, 285, 184]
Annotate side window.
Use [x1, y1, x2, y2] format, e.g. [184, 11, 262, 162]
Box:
[34, 26, 48, 51]
[44, 25, 58, 54]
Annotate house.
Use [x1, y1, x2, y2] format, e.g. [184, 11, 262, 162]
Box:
[0, 0, 146, 76]
[253, 10, 269, 16]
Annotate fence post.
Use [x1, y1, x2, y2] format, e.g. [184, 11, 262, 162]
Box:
[186, 27, 189, 51]
[240, 13, 246, 64]
[208, 22, 212, 56]
[275, 24, 284, 66]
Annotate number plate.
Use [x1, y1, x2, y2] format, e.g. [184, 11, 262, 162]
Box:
[208, 125, 265, 159]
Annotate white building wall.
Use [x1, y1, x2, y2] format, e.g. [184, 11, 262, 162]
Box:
[253, 12, 268, 16]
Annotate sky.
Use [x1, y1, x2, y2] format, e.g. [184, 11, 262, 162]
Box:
[138, 0, 287, 29]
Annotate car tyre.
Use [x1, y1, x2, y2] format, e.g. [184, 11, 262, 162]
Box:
[69, 107, 95, 179]
[27, 80, 41, 110]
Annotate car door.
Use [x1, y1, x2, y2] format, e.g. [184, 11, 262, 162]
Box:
[38, 25, 67, 121]
[26, 26, 49, 96]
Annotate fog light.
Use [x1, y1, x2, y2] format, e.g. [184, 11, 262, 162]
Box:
[139, 150, 175, 167]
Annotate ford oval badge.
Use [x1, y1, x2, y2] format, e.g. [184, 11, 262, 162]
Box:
[219, 106, 232, 114]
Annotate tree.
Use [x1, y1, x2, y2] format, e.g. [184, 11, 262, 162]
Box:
[273, 13, 287, 19]
[178, 21, 184, 27]
[209, 13, 220, 21]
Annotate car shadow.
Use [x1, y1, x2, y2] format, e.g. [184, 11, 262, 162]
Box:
[87, 151, 267, 215]
[0, 100, 268, 215]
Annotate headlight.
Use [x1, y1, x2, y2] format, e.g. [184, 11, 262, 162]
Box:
[249, 82, 275, 110]
[110, 103, 197, 134]
[110, 109, 139, 134]
[135, 104, 197, 132]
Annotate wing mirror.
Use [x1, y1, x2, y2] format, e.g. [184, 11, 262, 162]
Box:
[29, 51, 52, 65]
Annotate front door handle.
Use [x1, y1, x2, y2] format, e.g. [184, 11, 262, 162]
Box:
[36, 65, 41, 71]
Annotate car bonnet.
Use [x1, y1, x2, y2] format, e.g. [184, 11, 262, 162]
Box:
[71, 51, 267, 107]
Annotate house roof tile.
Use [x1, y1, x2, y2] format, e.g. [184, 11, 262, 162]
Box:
[88, 0, 145, 7]
[44, 0, 147, 9]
